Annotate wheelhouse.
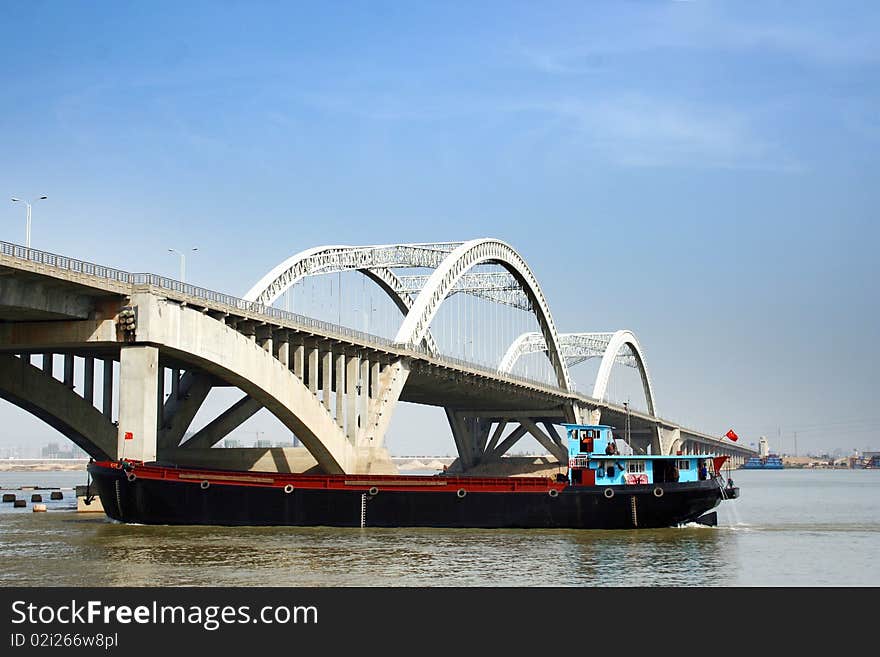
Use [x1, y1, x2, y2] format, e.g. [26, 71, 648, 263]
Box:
[564, 424, 721, 487]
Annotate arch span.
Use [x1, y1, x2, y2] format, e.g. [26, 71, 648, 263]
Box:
[591, 330, 657, 416]
[394, 239, 572, 392]
[132, 293, 358, 473]
[498, 331, 638, 373]
[0, 353, 116, 459]
[243, 245, 439, 353]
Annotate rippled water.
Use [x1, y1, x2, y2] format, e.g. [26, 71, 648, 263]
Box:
[1, 469, 878, 586]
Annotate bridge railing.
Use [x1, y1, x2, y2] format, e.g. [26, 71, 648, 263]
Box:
[1, 242, 135, 283]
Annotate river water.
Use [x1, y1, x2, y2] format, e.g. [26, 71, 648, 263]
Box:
[1, 468, 877, 586]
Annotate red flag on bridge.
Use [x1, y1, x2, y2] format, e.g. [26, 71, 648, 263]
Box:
[725, 429, 739, 442]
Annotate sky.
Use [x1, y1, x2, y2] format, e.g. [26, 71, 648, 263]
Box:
[1, 1, 878, 457]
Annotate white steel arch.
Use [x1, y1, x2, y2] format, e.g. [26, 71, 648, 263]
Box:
[394, 239, 572, 392]
[591, 330, 657, 416]
[498, 331, 639, 373]
[243, 245, 441, 353]
[243, 243, 459, 306]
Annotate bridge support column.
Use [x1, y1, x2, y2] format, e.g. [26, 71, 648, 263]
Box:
[63, 354, 74, 388]
[574, 402, 601, 425]
[275, 330, 289, 368]
[321, 349, 332, 412]
[171, 368, 180, 400]
[446, 410, 480, 469]
[102, 359, 114, 419]
[256, 326, 273, 354]
[307, 346, 319, 394]
[345, 352, 359, 442]
[370, 360, 380, 398]
[359, 357, 370, 443]
[293, 342, 305, 380]
[117, 345, 159, 463]
[334, 351, 345, 428]
[83, 357, 95, 404]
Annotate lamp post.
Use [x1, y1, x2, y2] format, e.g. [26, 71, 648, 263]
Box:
[168, 247, 198, 283]
[10, 195, 47, 248]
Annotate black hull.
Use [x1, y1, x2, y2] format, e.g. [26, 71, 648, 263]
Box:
[88, 463, 736, 529]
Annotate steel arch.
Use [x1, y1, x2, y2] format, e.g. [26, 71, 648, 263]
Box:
[591, 330, 657, 416]
[243, 245, 440, 353]
[243, 243, 460, 306]
[394, 239, 572, 392]
[498, 331, 639, 373]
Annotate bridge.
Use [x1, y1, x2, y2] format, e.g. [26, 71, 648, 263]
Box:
[0, 239, 755, 475]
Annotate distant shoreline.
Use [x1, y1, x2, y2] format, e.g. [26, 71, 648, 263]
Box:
[0, 459, 88, 472]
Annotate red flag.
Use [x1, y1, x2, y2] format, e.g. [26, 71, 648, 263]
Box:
[725, 429, 738, 442]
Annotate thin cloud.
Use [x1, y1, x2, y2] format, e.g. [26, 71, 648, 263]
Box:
[516, 7, 880, 73]
[293, 88, 802, 172]
[512, 95, 803, 172]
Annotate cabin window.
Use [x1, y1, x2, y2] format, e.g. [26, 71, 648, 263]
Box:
[627, 462, 645, 474]
[678, 460, 690, 470]
[579, 430, 593, 453]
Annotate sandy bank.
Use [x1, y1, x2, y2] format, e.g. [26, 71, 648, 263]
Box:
[452, 456, 566, 479]
[0, 460, 88, 472]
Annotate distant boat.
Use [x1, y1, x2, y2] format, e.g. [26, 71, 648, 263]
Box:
[740, 454, 784, 470]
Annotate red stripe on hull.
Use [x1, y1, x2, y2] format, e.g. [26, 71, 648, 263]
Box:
[98, 460, 567, 494]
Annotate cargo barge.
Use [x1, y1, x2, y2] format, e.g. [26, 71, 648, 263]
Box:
[87, 424, 739, 529]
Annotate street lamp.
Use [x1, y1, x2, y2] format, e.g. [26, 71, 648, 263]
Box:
[168, 247, 198, 283]
[10, 195, 47, 248]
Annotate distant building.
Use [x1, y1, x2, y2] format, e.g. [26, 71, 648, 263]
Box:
[40, 442, 85, 459]
[41, 442, 62, 458]
[223, 439, 242, 449]
[758, 436, 769, 457]
[254, 439, 272, 449]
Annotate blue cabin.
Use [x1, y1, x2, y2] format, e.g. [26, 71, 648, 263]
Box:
[563, 424, 718, 487]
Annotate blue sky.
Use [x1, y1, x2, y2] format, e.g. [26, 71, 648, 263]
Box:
[1, 1, 878, 456]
